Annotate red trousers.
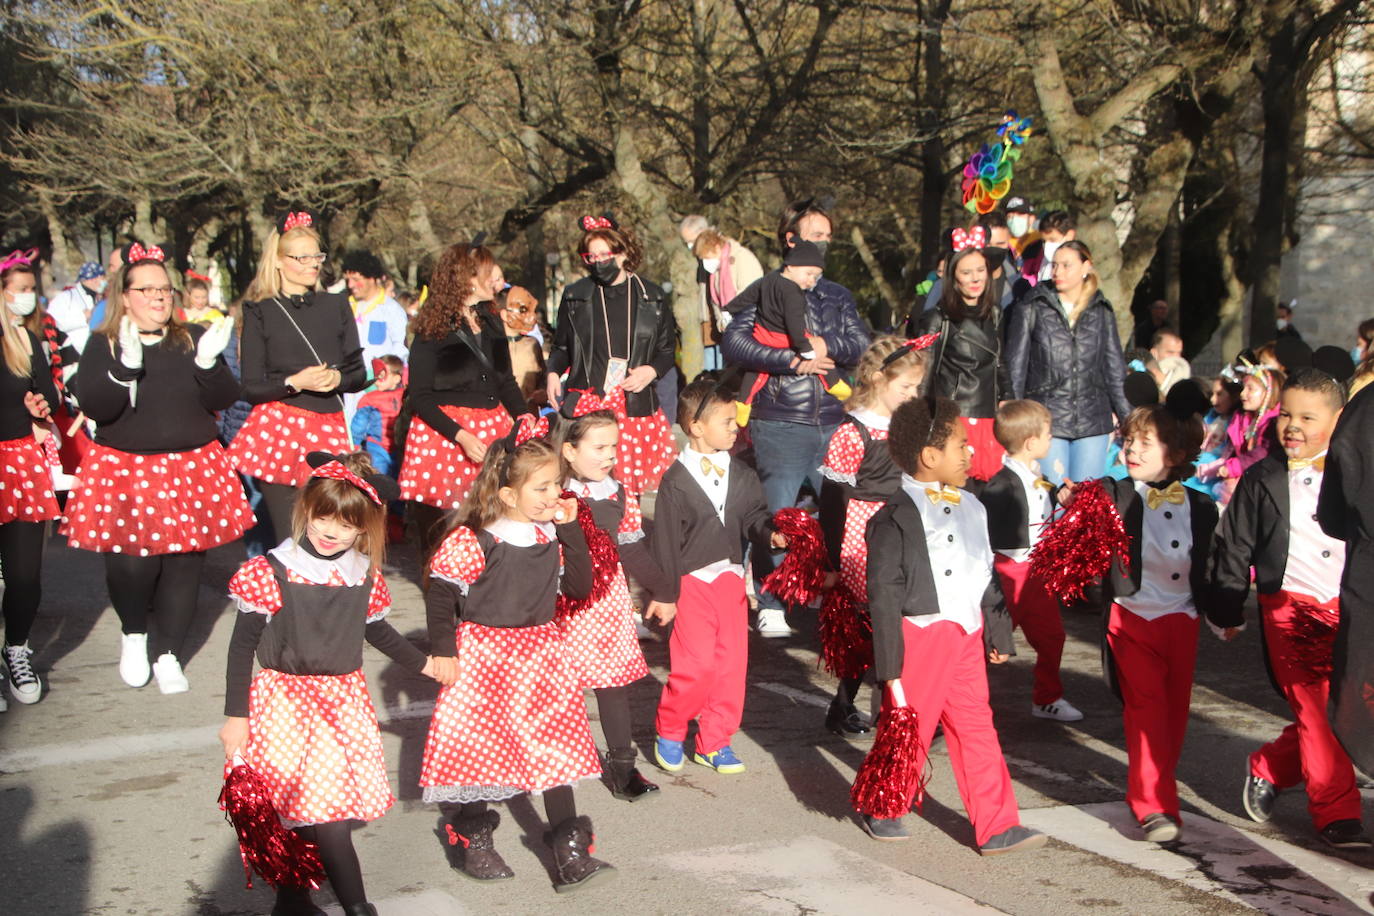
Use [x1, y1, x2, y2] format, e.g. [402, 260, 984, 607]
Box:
[961, 417, 1005, 482]
[655, 571, 748, 754]
[994, 555, 1065, 705]
[1250, 591, 1359, 830]
[883, 620, 1021, 846]
[1106, 605, 1198, 822]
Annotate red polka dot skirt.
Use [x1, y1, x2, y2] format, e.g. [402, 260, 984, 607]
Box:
[61, 441, 253, 556]
[399, 405, 512, 509]
[244, 668, 394, 827]
[615, 409, 676, 498]
[961, 416, 1005, 483]
[557, 568, 649, 689]
[228, 401, 351, 487]
[0, 434, 60, 525]
[838, 497, 883, 604]
[420, 621, 601, 804]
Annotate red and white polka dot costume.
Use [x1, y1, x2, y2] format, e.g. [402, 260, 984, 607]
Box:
[558, 477, 650, 689]
[61, 440, 253, 556]
[614, 410, 676, 498]
[0, 434, 60, 524]
[398, 405, 512, 508]
[229, 547, 395, 827]
[228, 401, 351, 487]
[420, 523, 601, 803]
[820, 412, 896, 603]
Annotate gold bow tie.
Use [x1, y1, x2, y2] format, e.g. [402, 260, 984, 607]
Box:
[700, 456, 727, 477]
[1034, 479, 1055, 492]
[1288, 456, 1326, 472]
[925, 486, 962, 506]
[1145, 480, 1186, 511]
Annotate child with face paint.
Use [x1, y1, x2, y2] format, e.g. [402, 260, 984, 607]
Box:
[220, 452, 441, 916]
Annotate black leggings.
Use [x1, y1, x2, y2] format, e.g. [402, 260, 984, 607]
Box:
[834, 675, 863, 707]
[593, 685, 633, 752]
[458, 784, 576, 828]
[104, 551, 206, 658]
[0, 521, 45, 646]
[256, 481, 297, 544]
[292, 821, 365, 909]
[409, 502, 449, 563]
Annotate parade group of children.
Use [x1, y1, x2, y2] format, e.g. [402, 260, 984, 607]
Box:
[208, 325, 1364, 913]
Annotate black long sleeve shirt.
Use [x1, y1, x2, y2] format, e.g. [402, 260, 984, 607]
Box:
[238, 293, 367, 412]
[406, 309, 527, 440]
[0, 329, 60, 441]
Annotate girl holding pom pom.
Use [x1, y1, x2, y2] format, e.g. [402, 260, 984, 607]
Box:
[219, 451, 440, 916]
[817, 334, 933, 736]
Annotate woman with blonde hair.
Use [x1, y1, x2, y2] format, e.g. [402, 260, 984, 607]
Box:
[228, 209, 367, 538]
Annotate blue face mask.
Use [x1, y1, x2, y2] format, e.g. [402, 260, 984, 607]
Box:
[1353, 346, 1364, 365]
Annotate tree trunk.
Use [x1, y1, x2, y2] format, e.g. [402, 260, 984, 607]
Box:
[405, 185, 443, 259]
[1248, 11, 1299, 346]
[850, 225, 899, 328]
[1215, 213, 1248, 364]
[914, 0, 952, 270]
[38, 191, 79, 288]
[1162, 203, 1181, 330]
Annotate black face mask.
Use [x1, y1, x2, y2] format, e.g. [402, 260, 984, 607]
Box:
[982, 247, 1007, 273]
[588, 260, 621, 286]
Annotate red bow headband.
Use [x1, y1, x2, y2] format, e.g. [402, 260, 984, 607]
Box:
[566, 386, 626, 418]
[310, 460, 383, 506]
[513, 413, 552, 446]
[580, 215, 615, 232]
[881, 333, 941, 368]
[281, 211, 313, 232]
[126, 242, 166, 264]
[950, 226, 986, 253]
[185, 270, 212, 283]
[0, 248, 37, 272]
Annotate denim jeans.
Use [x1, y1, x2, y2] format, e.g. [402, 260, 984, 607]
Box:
[702, 346, 722, 372]
[749, 419, 839, 611]
[1044, 434, 1111, 486]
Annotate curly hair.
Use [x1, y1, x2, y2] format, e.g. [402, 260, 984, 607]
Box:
[411, 243, 497, 342]
[888, 395, 960, 476]
[577, 224, 643, 274]
[846, 335, 929, 412]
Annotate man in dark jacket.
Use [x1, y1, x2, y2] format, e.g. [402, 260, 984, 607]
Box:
[720, 201, 871, 636]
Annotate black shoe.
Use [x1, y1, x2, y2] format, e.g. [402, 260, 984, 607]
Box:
[1320, 819, 1373, 849]
[271, 886, 326, 916]
[342, 906, 378, 916]
[980, 825, 1048, 856]
[603, 748, 660, 802]
[1140, 812, 1181, 843]
[861, 814, 909, 841]
[448, 810, 515, 880]
[549, 815, 616, 893]
[1242, 772, 1278, 823]
[826, 701, 872, 737]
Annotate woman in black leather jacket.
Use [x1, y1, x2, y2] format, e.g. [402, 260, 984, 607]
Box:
[1004, 240, 1130, 485]
[906, 245, 1012, 481]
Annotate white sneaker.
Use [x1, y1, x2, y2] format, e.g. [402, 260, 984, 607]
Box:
[755, 608, 795, 637]
[635, 618, 654, 640]
[1032, 698, 1084, 722]
[152, 653, 189, 694]
[4, 643, 42, 704]
[119, 633, 151, 687]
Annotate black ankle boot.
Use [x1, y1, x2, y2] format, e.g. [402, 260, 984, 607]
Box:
[447, 810, 515, 880]
[826, 700, 872, 736]
[270, 885, 325, 916]
[342, 905, 378, 916]
[604, 748, 660, 802]
[548, 815, 616, 893]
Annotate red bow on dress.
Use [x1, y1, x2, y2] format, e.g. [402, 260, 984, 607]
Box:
[881, 333, 942, 368]
[950, 226, 986, 252]
[513, 413, 552, 446]
[580, 215, 613, 232]
[567, 386, 627, 418]
[126, 242, 166, 264]
[310, 460, 383, 506]
[282, 211, 313, 232]
[0, 248, 38, 272]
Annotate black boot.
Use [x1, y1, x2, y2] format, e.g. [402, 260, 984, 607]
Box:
[603, 748, 660, 802]
[447, 810, 515, 880]
[270, 885, 325, 916]
[341, 905, 378, 916]
[548, 815, 616, 893]
[826, 700, 872, 737]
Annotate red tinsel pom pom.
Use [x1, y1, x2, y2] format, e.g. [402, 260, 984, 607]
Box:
[762, 508, 828, 608]
[1029, 480, 1131, 604]
[218, 762, 325, 890]
[555, 491, 621, 620]
[850, 705, 927, 819]
[818, 585, 873, 679]
[1273, 600, 1340, 683]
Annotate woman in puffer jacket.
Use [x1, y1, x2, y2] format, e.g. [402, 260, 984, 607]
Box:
[1004, 240, 1130, 486]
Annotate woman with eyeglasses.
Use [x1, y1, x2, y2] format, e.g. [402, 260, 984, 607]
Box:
[63, 243, 251, 694]
[546, 215, 677, 497]
[227, 210, 367, 538]
[400, 242, 526, 558]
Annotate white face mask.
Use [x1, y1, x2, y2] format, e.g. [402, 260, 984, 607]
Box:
[6, 291, 37, 317]
[1276, 318, 1289, 330]
[1007, 215, 1031, 237]
[701, 257, 721, 275]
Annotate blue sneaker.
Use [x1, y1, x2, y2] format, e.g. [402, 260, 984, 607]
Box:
[693, 744, 746, 774]
[654, 736, 685, 773]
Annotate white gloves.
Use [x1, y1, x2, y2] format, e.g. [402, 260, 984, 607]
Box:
[117, 316, 143, 371]
[195, 317, 235, 370]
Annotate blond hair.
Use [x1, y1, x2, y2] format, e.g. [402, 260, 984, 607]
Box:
[1056, 240, 1099, 324]
[2, 263, 37, 377]
[247, 226, 324, 300]
[994, 399, 1052, 451]
[845, 335, 929, 412]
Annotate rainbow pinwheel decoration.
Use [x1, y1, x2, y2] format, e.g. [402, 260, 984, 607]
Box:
[961, 111, 1034, 214]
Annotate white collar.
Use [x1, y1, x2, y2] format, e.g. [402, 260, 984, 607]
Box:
[1002, 454, 1043, 486]
[267, 538, 371, 587]
[682, 445, 730, 473]
[565, 476, 621, 500]
[849, 408, 891, 432]
[484, 516, 556, 546]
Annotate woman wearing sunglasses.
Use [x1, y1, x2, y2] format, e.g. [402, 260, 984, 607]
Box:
[228, 210, 367, 538]
[547, 215, 678, 497]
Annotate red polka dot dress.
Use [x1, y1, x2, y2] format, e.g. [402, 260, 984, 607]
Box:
[225, 541, 426, 827]
[0, 434, 60, 525]
[420, 521, 601, 803]
[557, 477, 650, 689]
[398, 406, 512, 509]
